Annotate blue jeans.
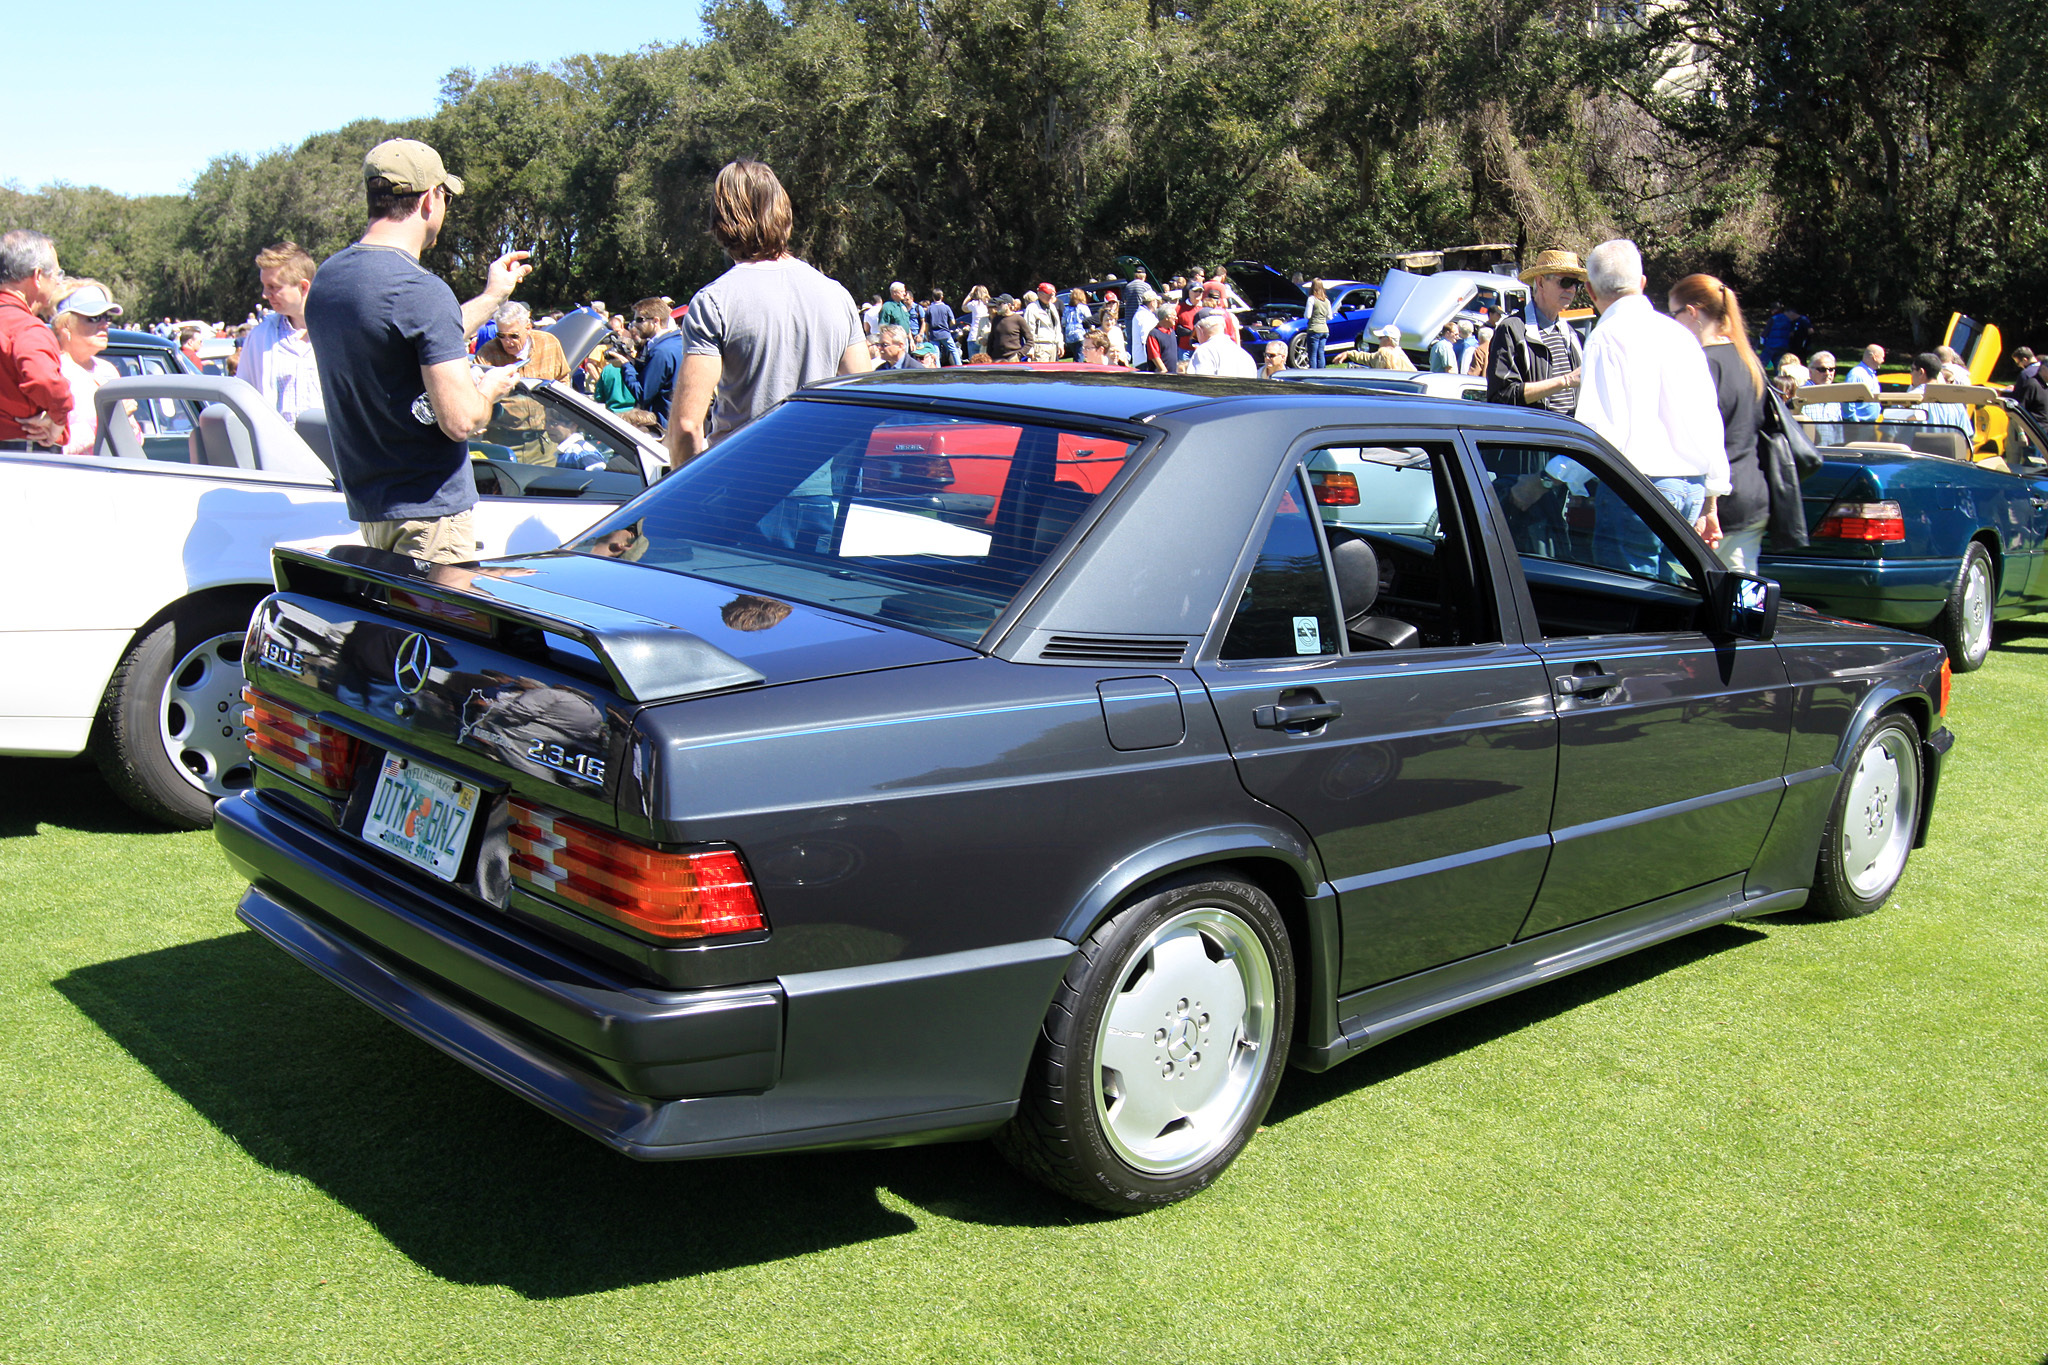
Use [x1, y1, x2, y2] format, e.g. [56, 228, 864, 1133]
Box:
[933, 333, 959, 368]
[1594, 476, 1704, 581]
[1307, 332, 1327, 368]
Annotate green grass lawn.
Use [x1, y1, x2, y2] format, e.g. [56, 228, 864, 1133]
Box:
[4, 630, 2045, 1364]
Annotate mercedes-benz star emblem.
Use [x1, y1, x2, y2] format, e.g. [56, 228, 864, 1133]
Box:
[393, 633, 432, 695]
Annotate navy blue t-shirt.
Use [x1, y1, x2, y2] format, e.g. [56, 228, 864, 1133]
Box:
[305, 243, 474, 522]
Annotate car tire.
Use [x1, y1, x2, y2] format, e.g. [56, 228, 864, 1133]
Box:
[1934, 541, 1995, 672]
[1287, 334, 1311, 369]
[1808, 712, 1922, 919]
[995, 872, 1294, 1211]
[94, 595, 260, 829]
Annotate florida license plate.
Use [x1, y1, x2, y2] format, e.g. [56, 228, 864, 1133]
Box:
[361, 754, 481, 881]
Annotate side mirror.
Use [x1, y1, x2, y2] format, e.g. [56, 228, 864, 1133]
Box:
[1715, 572, 1781, 641]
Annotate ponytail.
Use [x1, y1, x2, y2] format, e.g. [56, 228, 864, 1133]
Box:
[1670, 273, 1765, 399]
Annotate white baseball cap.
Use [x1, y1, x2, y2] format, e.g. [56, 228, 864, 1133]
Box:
[55, 283, 123, 320]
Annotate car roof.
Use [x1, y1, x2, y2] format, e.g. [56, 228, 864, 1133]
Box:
[106, 328, 178, 351]
[805, 366, 1580, 434]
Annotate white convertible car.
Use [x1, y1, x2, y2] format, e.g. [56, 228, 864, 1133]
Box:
[1, 364, 666, 827]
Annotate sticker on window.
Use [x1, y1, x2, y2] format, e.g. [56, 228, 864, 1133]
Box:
[1292, 616, 1322, 654]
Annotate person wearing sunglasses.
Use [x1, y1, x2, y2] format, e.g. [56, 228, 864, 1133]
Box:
[49, 280, 125, 454]
[1799, 350, 1846, 447]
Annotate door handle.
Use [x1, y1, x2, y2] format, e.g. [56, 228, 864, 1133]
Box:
[1554, 672, 1621, 697]
[1253, 700, 1343, 730]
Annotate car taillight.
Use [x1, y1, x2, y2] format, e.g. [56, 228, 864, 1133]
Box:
[1813, 500, 1905, 542]
[242, 687, 362, 794]
[1311, 470, 1360, 506]
[506, 797, 765, 940]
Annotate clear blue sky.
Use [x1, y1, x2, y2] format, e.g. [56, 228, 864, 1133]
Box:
[2, 2, 707, 198]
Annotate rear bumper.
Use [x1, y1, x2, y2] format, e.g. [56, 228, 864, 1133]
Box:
[1761, 554, 1960, 627]
[216, 793, 1073, 1159]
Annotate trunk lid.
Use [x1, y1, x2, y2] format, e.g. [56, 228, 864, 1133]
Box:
[250, 544, 978, 815]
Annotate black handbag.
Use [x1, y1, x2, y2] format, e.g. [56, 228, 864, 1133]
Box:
[1761, 389, 1821, 550]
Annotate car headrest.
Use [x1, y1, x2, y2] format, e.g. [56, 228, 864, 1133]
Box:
[294, 407, 337, 473]
[1331, 536, 1379, 624]
[195, 403, 257, 470]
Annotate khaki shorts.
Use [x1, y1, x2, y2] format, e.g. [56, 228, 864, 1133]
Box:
[358, 509, 477, 565]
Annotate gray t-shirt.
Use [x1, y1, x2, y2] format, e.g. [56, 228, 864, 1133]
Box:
[681, 256, 864, 443]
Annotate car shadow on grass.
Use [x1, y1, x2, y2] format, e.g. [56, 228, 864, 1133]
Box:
[1992, 620, 2048, 656]
[54, 929, 1105, 1295]
[1264, 922, 1767, 1125]
[0, 757, 168, 838]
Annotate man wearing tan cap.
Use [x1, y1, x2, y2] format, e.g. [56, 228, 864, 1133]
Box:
[305, 137, 534, 563]
[1485, 247, 1585, 415]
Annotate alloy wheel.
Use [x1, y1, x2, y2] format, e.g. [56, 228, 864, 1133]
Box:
[1092, 905, 1278, 1175]
[159, 630, 253, 797]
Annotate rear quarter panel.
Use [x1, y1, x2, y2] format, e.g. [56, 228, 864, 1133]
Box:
[623, 655, 1306, 972]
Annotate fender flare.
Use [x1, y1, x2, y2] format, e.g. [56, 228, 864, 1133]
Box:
[1832, 681, 1931, 774]
[1053, 823, 1346, 1060]
[1055, 823, 1328, 945]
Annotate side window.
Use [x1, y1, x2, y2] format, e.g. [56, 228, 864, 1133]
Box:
[1221, 475, 1340, 660]
[128, 353, 199, 443]
[1478, 444, 1703, 638]
[1300, 441, 1497, 650]
[470, 387, 651, 499]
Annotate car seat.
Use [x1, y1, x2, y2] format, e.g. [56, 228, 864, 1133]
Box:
[1331, 537, 1420, 650]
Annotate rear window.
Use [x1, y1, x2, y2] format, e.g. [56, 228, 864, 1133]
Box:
[567, 400, 1137, 645]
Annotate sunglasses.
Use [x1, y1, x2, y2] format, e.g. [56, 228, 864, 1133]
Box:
[74, 314, 116, 328]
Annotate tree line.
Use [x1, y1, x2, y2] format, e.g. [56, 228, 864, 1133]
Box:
[6, 0, 2043, 345]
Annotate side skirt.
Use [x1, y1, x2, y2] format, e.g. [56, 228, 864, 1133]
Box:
[1293, 875, 1807, 1072]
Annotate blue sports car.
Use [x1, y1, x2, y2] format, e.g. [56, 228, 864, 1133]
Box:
[1227, 261, 1379, 367]
[1761, 386, 2048, 670]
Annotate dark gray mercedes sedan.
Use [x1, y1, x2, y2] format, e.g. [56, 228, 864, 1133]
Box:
[216, 370, 1952, 1211]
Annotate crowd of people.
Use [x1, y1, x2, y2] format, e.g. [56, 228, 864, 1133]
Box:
[6, 138, 2048, 575]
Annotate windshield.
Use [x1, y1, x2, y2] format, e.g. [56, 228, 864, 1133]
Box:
[567, 400, 1139, 645]
[1794, 416, 1975, 460]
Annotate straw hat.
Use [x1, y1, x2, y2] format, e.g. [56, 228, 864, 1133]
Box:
[1518, 248, 1587, 284]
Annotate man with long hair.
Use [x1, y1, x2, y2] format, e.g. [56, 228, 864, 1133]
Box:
[666, 161, 871, 469]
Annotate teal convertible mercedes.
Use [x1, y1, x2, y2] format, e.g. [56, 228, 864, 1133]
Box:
[1761, 381, 2048, 671]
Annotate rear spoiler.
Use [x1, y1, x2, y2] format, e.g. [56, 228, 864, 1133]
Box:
[272, 544, 764, 704]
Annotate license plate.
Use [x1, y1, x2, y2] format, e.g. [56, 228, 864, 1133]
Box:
[361, 754, 481, 881]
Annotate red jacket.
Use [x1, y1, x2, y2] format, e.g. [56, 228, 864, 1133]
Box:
[0, 292, 69, 444]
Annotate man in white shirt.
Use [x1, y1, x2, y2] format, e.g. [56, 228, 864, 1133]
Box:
[1846, 343, 1885, 422]
[1130, 291, 1157, 365]
[1188, 311, 1257, 378]
[238, 242, 323, 425]
[1574, 238, 1729, 578]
